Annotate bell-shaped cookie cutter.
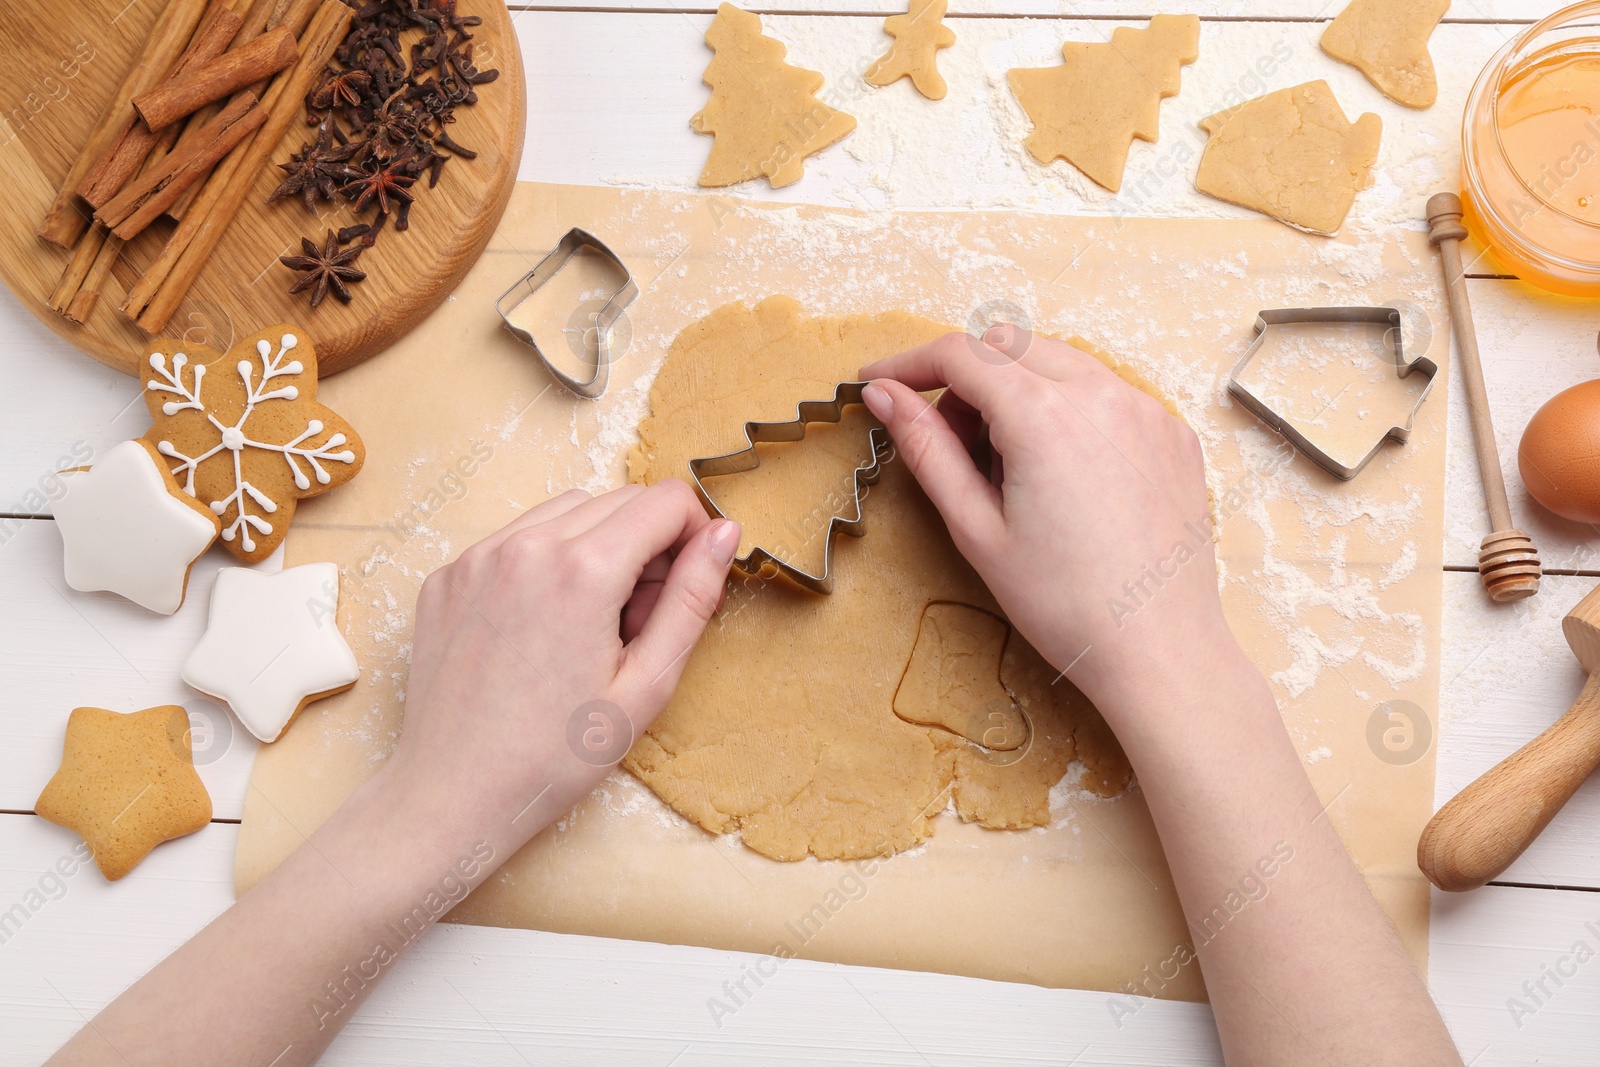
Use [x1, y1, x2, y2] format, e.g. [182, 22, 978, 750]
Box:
[688, 382, 890, 594]
[1228, 306, 1437, 481]
[495, 228, 639, 399]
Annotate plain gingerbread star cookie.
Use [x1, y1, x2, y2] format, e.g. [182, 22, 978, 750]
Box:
[1321, 0, 1451, 110]
[53, 438, 220, 614]
[1007, 14, 1199, 193]
[140, 324, 365, 565]
[865, 0, 957, 101]
[182, 563, 360, 743]
[35, 705, 212, 881]
[1194, 80, 1382, 235]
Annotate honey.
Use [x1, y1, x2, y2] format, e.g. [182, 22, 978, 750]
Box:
[1462, 3, 1600, 295]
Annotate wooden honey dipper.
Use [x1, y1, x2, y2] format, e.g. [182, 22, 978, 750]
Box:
[1426, 192, 1541, 602]
[1419, 581, 1600, 890]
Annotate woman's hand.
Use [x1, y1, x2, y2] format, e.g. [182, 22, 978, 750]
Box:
[386, 480, 740, 854]
[860, 326, 1230, 718]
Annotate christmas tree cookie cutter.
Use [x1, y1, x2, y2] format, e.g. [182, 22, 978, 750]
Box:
[1228, 306, 1437, 481]
[496, 228, 638, 399]
[688, 381, 890, 594]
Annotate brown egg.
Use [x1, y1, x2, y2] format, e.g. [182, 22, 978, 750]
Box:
[1519, 379, 1600, 523]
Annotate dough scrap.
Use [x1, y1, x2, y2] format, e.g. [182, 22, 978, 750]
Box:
[864, 0, 957, 101]
[625, 296, 1134, 862]
[1007, 14, 1199, 193]
[893, 602, 1028, 751]
[691, 3, 857, 188]
[1320, 0, 1450, 110]
[1194, 80, 1381, 236]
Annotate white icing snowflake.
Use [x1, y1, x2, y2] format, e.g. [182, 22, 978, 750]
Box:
[142, 329, 362, 560]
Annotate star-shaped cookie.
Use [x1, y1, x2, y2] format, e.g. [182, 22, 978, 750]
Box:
[54, 438, 221, 614]
[140, 324, 365, 564]
[35, 705, 212, 881]
[182, 563, 360, 743]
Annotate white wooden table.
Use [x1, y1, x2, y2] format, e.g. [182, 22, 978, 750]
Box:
[4, 2, 1599, 1062]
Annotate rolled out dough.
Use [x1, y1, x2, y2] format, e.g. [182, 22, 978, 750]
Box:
[625, 296, 1132, 862]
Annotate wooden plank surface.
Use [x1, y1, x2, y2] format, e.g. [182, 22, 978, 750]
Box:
[5, 0, 1600, 1062]
[2, 815, 1597, 1066]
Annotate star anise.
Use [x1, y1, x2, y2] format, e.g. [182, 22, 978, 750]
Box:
[309, 67, 374, 113]
[343, 146, 417, 218]
[267, 124, 361, 211]
[281, 230, 366, 308]
[266, 0, 501, 307]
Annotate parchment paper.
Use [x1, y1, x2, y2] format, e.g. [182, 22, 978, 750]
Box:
[237, 181, 1448, 998]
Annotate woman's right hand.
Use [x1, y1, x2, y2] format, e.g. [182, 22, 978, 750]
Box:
[860, 325, 1237, 719]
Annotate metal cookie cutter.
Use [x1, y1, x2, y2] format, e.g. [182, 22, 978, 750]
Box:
[1227, 306, 1438, 481]
[689, 382, 889, 594]
[495, 228, 639, 399]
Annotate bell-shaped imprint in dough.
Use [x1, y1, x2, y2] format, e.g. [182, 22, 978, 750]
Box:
[1194, 80, 1382, 236]
[864, 0, 958, 101]
[893, 602, 1028, 751]
[1007, 14, 1199, 193]
[1320, 0, 1450, 110]
[691, 3, 857, 188]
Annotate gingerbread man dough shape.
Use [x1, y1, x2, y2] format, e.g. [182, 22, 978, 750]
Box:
[865, 0, 958, 101]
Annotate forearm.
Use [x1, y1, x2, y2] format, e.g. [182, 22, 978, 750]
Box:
[46, 761, 513, 1067]
[1095, 640, 1461, 1067]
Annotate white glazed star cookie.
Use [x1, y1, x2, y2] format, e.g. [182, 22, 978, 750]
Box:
[182, 562, 360, 743]
[53, 439, 220, 614]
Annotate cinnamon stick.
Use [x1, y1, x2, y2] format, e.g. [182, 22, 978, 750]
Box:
[132, 24, 298, 132]
[77, 3, 244, 210]
[160, 0, 280, 186]
[38, 0, 211, 247]
[169, 0, 319, 219]
[99, 94, 266, 238]
[124, 0, 352, 332]
[47, 224, 109, 314]
[66, 233, 127, 324]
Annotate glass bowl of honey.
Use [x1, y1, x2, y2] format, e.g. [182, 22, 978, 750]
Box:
[1463, 1, 1600, 295]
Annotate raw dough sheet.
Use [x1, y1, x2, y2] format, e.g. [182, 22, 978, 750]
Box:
[239, 180, 1448, 998]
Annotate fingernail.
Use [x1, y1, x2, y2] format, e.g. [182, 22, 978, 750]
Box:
[984, 324, 1011, 346]
[862, 382, 894, 422]
[710, 519, 740, 566]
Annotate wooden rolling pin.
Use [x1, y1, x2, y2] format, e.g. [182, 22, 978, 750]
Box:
[1426, 193, 1541, 602]
[1418, 581, 1600, 891]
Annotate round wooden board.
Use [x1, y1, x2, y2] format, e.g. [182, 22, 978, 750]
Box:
[0, 0, 524, 377]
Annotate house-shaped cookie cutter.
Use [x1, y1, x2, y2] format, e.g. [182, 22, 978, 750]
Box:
[1227, 306, 1437, 481]
[495, 228, 638, 399]
[688, 382, 890, 594]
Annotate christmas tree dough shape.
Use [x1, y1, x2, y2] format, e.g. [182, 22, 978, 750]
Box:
[1007, 14, 1199, 193]
[1321, 0, 1450, 110]
[625, 296, 1135, 862]
[865, 0, 957, 101]
[1195, 81, 1382, 236]
[691, 3, 857, 188]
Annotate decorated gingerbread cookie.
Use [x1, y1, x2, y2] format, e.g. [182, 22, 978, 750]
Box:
[53, 438, 221, 614]
[182, 563, 360, 743]
[35, 705, 212, 881]
[140, 325, 365, 564]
